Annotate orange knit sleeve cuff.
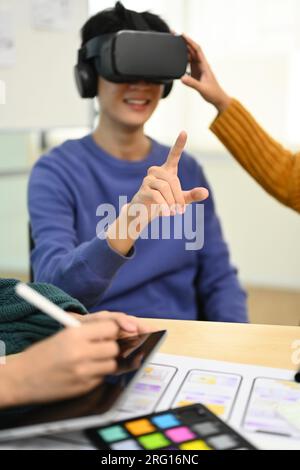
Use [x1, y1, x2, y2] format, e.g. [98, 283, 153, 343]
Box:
[209, 98, 245, 136]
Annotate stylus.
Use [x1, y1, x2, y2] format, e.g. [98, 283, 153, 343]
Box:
[15, 283, 81, 328]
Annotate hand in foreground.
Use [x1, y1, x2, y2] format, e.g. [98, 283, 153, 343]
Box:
[5, 319, 120, 406]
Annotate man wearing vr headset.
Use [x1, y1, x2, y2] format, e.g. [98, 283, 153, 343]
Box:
[28, 2, 247, 323]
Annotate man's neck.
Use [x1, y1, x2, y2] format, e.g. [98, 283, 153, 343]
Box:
[93, 118, 151, 162]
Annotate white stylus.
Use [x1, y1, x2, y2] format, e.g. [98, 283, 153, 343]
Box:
[15, 283, 81, 328]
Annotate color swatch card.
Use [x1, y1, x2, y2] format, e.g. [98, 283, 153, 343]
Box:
[86, 404, 256, 451]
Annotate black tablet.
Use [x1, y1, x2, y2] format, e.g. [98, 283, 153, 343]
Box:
[0, 330, 167, 442]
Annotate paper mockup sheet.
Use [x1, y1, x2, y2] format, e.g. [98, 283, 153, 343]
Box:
[117, 353, 300, 450]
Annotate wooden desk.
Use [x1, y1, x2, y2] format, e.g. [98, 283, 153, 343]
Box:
[144, 320, 300, 370]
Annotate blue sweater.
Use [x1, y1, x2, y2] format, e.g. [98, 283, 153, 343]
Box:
[28, 135, 247, 322]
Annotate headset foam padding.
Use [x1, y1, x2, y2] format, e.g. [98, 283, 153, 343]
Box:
[74, 62, 98, 99]
[163, 82, 173, 99]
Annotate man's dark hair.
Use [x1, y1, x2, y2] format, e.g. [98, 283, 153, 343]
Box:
[81, 1, 170, 46]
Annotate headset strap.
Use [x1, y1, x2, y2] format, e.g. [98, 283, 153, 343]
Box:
[78, 4, 151, 63]
[124, 9, 150, 31]
[79, 34, 113, 61]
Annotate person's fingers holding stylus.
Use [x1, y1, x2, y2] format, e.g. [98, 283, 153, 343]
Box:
[79, 319, 119, 342]
[87, 340, 120, 362]
[68, 358, 118, 387]
[85, 311, 153, 336]
[15, 322, 121, 403]
[80, 360, 118, 379]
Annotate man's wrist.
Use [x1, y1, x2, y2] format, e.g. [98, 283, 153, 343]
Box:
[106, 204, 139, 256]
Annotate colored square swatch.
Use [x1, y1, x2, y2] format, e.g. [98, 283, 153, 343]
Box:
[125, 419, 155, 436]
[138, 433, 170, 450]
[98, 425, 128, 443]
[165, 426, 196, 443]
[180, 440, 212, 451]
[193, 421, 221, 437]
[111, 439, 142, 451]
[207, 434, 239, 450]
[178, 410, 206, 424]
[152, 414, 180, 429]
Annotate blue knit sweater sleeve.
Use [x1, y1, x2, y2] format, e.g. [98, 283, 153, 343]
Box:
[28, 151, 134, 309]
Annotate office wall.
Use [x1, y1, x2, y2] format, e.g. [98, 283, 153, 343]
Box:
[1, 173, 28, 273]
[0, 0, 90, 128]
[199, 154, 300, 290]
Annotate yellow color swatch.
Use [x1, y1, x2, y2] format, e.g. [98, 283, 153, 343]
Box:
[180, 440, 212, 451]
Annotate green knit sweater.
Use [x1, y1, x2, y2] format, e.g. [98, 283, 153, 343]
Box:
[0, 279, 88, 355]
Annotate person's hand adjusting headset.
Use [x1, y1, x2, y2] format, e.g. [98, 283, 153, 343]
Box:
[181, 34, 231, 114]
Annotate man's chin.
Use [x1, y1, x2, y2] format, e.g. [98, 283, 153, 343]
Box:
[119, 118, 148, 131]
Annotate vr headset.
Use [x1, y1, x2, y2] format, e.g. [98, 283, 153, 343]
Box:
[74, 5, 188, 99]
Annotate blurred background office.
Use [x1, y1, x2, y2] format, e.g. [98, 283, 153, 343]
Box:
[1, 0, 300, 325]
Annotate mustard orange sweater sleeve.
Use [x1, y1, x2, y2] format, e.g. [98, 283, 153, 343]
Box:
[210, 99, 300, 213]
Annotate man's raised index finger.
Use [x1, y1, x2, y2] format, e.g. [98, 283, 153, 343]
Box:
[164, 131, 188, 170]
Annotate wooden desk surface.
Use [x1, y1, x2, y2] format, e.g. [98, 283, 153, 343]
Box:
[144, 320, 300, 370]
